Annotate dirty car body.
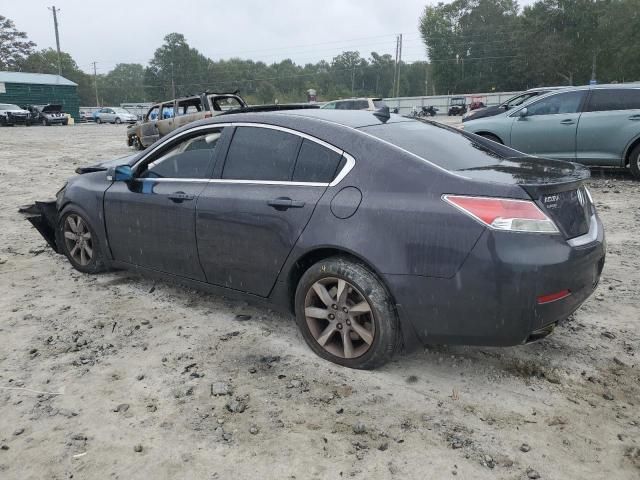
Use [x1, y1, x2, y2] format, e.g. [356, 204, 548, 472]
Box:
[22, 110, 605, 368]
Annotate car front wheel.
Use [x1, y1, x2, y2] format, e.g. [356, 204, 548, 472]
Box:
[115, 117, 121, 124]
[295, 257, 399, 369]
[57, 208, 107, 274]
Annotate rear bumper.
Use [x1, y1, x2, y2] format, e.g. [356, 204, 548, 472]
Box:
[385, 214, 605, 348]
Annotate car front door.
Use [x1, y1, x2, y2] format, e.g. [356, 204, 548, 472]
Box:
[156, 102, 175, 138]
[140, 105, 160, 146]
[103, 108, 115, 123]
[509, 90, 586, 161]
[196, 125, 345, 297]
[576, 88, 640, 166]
[104, 127, 227, 280]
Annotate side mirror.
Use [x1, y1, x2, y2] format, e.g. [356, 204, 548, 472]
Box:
[518, 107, 528, 118]
[107, 165, 133, 182]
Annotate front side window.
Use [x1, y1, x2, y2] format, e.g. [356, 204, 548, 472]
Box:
[322, 101, 336, 110]
[585, 89, 640, 112]
[222, 127, 301, 181]
[147, 106, 159, 120]
[138, 130, 223, 179]
[525, 91, 585, 116]
[293, 140, 343, 183]
[504, 93, 536, 108]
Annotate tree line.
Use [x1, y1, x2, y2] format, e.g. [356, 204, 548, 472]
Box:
[2, 0, 639, 106]
[420, 0, 640, 94]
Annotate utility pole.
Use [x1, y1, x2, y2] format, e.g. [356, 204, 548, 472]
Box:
[351, 66, 355, 96]
[92, 62, 99, 106]
[396, 34, 403, 98]
[393, 35, 399, 98]
[48, 6, 62, 76]
[171, 62, 176, 99]
[590, 51, 597, 85]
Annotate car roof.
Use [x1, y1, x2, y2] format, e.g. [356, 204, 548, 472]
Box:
[270, 109, 405, 128]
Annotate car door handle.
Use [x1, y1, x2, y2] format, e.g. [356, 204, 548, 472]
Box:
[560, 119, 575, 125]
[267, 197, 305, 211]
[168, 192, 195, 203]
[629, 115, 640, 121]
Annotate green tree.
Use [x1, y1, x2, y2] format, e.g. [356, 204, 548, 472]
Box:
[19, 48, 94, 105]
[99, 63, 145, 104]
[0, 15, 36, 70]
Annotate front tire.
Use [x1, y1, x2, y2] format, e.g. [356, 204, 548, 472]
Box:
[57, 208, 107, 274]
[96, 117, 102, 124]
[629, 144, 640, 180]
[115, 117, 121, 124]
[41, 118, 48, 126]
[294, 257, 399, 369]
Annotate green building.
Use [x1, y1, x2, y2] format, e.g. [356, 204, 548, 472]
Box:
[0, 71, 79, 120]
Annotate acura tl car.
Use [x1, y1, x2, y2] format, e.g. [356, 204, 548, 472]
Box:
[21, 109, 605, 369]
[463, 84, 640, 178]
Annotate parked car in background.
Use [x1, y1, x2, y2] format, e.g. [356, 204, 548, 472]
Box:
[79, 110, 95, 122]
[27, 105, 68, 126]
[95, 107, 137, 124]
[463, 84, 640, 178]
[448, 97, 467, 116]
[463, 87, 564, 122]
[22, 109, 604, 369]
[127, 92, 247, 150]
[0, 103, 31, 126]
[321, 98, 387, 111]
[469, 96, 486, 110]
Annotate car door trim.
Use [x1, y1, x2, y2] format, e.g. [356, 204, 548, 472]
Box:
[133, 122, 356, 187]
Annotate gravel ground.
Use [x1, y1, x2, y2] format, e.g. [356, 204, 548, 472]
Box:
[0, 123, 639, 479]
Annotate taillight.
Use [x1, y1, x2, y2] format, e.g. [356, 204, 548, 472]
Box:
[443, 195, 559, 233]
[204, 112, 213, 118]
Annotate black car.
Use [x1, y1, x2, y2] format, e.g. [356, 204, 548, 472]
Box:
[27, 104, 69, 126]
[21, 110, 605, 369]
[462, 87, 563, 122]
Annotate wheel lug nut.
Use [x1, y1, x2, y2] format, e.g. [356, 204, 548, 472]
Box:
[328, 314, 335, 320]
[342, 307, 348, 313]
[332, 304, 338, 310]
[346, 319, 351, 325]
[337, 323, 343, 329]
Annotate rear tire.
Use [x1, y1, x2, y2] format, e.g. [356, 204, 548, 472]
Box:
[478, 133, 502, 144]
[115, 117, 121, 124]
[294, 256, 399, 369]
[57, 207, 108, 274]
[96, 117, 102, 124]
[629, 144, 640, 180]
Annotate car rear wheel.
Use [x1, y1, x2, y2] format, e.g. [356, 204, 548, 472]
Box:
[58, 209, 107, 274]
[96, 117, 102, 124]
[295, 257, 399, 369]
[629, 144, 640, 180]
[115, 117, 121, 124]
[478, 133, 502, 144]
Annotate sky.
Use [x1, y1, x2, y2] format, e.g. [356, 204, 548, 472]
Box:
[3, 0, 533, 74]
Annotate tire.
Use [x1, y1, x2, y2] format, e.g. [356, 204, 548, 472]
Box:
[478, 133, 502, 144]
[96, 117, 102, 124]
[41, 118, 48, 126]
[115, 117, 121, 124]
[133, 135, 144, 151]
[629, 144, 640, 180]
[294, 256, 399, 369]
[57, 207, 108, 274]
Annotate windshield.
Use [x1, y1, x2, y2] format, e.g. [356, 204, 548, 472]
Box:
[113, 108, 131, 114]
[504, 93, 537, 108]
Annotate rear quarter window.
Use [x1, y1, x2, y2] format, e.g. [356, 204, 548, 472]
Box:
[293, 140, 343, 183]
[360, 120, 525, 171]
[586, 89, 640, 112]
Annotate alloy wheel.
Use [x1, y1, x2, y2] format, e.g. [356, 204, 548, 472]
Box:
[304, 277, 375, 359]
[63, 214, 93, 266]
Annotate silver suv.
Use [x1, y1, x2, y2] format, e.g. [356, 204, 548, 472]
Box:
[321, 98, 387, 111]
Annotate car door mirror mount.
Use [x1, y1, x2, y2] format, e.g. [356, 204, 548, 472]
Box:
[107, 164, 134, 182]
[518, 107, 528, 118]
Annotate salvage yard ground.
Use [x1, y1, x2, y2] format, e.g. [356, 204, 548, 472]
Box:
[0, 123, 639, 479]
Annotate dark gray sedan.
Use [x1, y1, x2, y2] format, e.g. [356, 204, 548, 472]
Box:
[22, 110, 605, 369]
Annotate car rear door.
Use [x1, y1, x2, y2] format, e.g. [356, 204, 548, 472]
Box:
[509, 90, 586, 161]
[156, 101, 176, 138]
[104, 126, 227, 280]
[196, 124, 345, 297]
[576, 88, 640, 166]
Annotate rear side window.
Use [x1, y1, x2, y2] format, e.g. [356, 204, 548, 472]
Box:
[222, 127, 301, 181]
[177, 97, 203, 115]
[585, 89, 640, 112]
[293, 140, 343, 183]
[354, 100, 369, 110]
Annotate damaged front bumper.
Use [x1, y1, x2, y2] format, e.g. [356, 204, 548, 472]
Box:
[19, 201, 60, 253]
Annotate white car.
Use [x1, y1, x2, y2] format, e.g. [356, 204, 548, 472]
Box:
[95, 107, 137, 124]
[0, 103, 31, 126]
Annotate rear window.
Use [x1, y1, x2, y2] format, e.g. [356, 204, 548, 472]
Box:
[360, 120, 525, 171]
[585, 89, 640, 112]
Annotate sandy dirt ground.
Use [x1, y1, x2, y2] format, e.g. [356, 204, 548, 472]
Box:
[0, 123, 638, 480]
